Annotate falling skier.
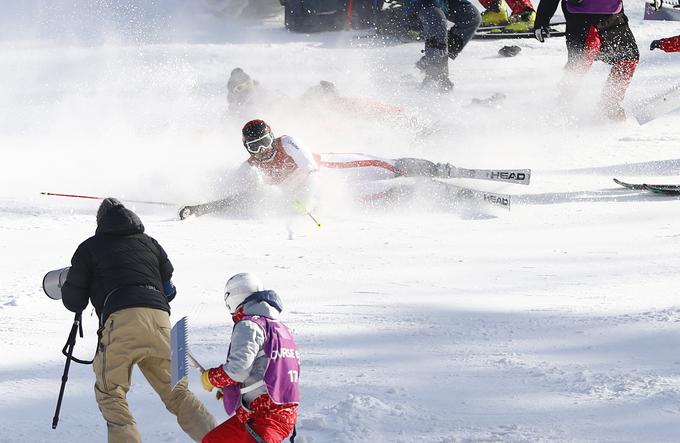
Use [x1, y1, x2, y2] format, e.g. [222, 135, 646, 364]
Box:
[650, 34, 680, 52]
[533, 0, 639, 120]
[200, 273, 300, 443]
[178, 119, 529, 218]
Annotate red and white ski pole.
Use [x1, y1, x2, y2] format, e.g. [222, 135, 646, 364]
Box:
[41, 192, 177, 207]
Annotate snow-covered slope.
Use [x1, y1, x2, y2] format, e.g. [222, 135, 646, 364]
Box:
[1, 1, 680, 442]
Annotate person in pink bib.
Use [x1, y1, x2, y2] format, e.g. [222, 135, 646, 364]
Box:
[201, 273, 300, 443]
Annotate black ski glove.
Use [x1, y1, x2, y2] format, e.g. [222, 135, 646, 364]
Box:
[650, 39, 662, 51]
[534, 27, 550, 43]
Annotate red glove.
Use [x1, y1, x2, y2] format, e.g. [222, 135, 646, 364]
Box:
[202, 366, 238, 391]
[206, 366, 238, 388]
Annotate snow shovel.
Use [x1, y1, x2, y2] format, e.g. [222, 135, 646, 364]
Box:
[170, 316, 190, 389]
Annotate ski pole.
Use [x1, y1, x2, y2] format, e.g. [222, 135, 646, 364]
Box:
[294, 200, 321, 228]
[41, 192, 177, 207]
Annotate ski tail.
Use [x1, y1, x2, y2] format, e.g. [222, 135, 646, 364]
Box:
[614, 178, 680, 195]
[435, 180, 511, 210]
[453, 167, 531, 185]
[613, 178, 647, 190]
[644, 185, 680, 195]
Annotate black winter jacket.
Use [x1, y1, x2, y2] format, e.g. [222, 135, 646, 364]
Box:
[62, 199, 174, 323]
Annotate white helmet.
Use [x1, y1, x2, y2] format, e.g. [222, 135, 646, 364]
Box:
[224, 273, 264, 314]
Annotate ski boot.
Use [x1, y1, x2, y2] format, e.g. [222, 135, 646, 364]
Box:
[503, 9, 536, 33]
[420, 62, 454, 92]
[393, 159, 455, 178]
[416, 42, 453, 92]
[481, 0, 510, 26]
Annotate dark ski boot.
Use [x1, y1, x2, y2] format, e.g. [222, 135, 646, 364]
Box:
[416, 42, 453, 92]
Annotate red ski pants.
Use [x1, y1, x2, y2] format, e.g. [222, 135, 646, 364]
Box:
[202, 414, 294, 443]
[570, 25, 638, 106]
[478, 0, 534, 15]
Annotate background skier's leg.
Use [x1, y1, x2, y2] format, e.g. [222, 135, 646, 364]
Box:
[446, 0, 481, 59]
[416, 5, 453, 89]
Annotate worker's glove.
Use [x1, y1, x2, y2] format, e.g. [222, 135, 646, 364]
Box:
[534, 27, 550, 43]
[200, 370, 215, 392]
[650, 39, 662, 51]
[201, 366, 238, 392]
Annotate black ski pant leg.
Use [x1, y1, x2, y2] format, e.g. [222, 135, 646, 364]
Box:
[597, 11, 639, 107]
[417, 4, 450, 78]
[417, 3, 449, 55]
[446, 0, 481, 48]
[562, 4, 592, 69]
[597, 11, 639, 64]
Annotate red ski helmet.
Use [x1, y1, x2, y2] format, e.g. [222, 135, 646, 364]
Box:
[242, 119, 274, 154]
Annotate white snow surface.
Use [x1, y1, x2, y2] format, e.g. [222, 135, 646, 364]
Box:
[2, 1, 680, 442]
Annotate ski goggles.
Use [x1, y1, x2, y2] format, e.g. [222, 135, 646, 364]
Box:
[244, 132, 274, 154]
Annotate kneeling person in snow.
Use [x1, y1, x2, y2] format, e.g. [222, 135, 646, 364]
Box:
[201, 273, 300, 443]
[61, 198, 216, 442]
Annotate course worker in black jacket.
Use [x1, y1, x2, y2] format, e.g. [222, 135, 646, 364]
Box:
[62, 198, 215, 443]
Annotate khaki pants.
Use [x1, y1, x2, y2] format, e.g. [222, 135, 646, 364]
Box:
[93, 307, 216, 443]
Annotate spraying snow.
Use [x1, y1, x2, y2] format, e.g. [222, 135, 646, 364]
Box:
[1, 0, 680, 442]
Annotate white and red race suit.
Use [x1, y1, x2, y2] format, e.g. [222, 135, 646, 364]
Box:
[238, 134, 406, 202]
[242, 135, 400, 184]
[245, 135, 319, 187]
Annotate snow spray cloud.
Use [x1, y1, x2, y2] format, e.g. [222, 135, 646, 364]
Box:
[0, 1, 264, 203]
[0, 0, 635, 214]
